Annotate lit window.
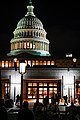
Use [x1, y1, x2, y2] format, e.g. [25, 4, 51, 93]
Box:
[2, 61, 4, 67]
[24, 42, 26, 48]
[33, 83, 37, 86]
[39, 83, 43, 86]
[43, 61, 46, 65]
[54, 88, 57, 91]
[44, 83, 47, 86]
[51, 61, 54, 65]
[36, 60, 39, 65]
[28, 83, 32, 86]
[40, 61, 43, 65]
[32, 60, 35, 66]
[27, 42, 29, 48]
[49, 88, 53, 90]
[33, 44, 35, 49]
[49, 83, 53, 86]
[47, 61, 50, 65]
[28, 88, 31, 94]
[54, 83, 57, 86]
[5, 61, 8, 67]
[15, 43, 18, 49]
[5, 83, 10, 96]
[30, 43, 32, 48]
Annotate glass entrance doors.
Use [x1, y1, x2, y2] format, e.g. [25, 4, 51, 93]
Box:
[26, 80, 61, 103]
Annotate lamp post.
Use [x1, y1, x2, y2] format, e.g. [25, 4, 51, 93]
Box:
[73, 58, 77, 67]
[14, 58, 17, 71]
[13, 58, 17, 104]
[19, 61, 26, 109]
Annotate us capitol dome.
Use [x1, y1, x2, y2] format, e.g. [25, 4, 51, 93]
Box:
[7, 0, 51, 56]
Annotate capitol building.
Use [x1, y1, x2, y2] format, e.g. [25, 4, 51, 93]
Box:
[0, 0, 80, 105]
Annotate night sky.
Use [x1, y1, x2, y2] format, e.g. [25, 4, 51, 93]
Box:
[0, 0, 80, 58]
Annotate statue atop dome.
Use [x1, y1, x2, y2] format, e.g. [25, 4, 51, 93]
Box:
[25, 0, 35, 16]
[29, 0, 32, 5]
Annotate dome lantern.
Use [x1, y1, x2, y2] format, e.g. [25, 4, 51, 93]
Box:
[25, 0, 35, 17]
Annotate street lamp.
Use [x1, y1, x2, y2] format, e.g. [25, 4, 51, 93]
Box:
[73, 58, 77, 67]
[14, 58, 17, 71]
[19, 61, 26, 108]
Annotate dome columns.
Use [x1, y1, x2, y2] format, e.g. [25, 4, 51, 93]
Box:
[11, 40, 49, 52]
[14, 29, 46, 39]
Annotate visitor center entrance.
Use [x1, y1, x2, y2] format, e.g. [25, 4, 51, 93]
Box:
[26, 79, 61, 103]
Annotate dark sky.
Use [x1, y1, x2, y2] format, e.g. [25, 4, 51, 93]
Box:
[0, 0, 80, 58]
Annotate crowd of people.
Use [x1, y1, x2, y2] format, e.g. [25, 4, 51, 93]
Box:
[1, 94, 80, 120]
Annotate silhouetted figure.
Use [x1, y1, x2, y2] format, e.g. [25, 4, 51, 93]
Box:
[33, 100, 44, 120]
[55, 93, 59, 103]
[33, 100, 43, 113]
[16, 101, 34, 120]
[5, 99, 13, 108]
[68, 102, 77, 120]
[16, 94, 20, 103]
[43, 96, 49, 112]
[0, 99, 9, 120]
[63, 95, 68, 104]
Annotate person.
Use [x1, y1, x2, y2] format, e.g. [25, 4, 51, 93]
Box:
[58, 98, 65, 105]
[33, 100, 44, 120]
[16, 94, 20, 104]
[51, 93, 56, 104]
[63, 95, 68, 105]
[0, 99, 9, 120]
[33, 100, 43, 113]
[67, 102, 77, 120]
[16, 101, 34, 120]
[43, 96, 49, 112]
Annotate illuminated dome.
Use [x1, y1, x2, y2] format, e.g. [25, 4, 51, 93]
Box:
[16, 16, 43, 30]
[7, 0, 51, 56]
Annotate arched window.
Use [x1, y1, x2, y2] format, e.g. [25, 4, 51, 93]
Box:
[2, 61, 5, 67]
[5, 61, 8, 67]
